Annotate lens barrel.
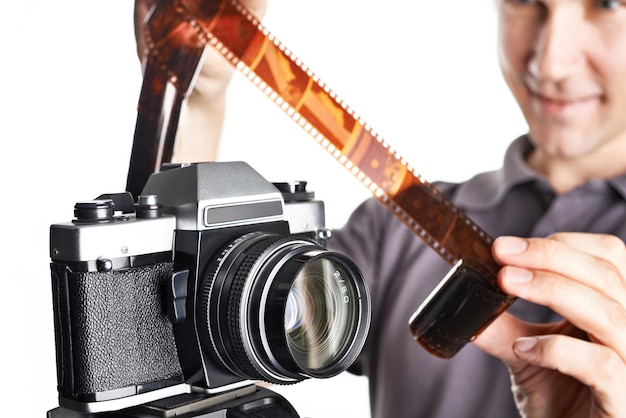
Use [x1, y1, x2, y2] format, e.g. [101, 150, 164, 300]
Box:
[199, 232, 370, 384]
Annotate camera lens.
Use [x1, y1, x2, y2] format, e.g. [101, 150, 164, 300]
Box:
[199, 232, 370, 385]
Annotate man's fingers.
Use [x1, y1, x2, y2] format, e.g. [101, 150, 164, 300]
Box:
[492, 234, 626, 363]
[474, 311, 543, 363]
[493, 234, 626, 298]
[513, 334, 626, 416]
[499, 265, 626, 363]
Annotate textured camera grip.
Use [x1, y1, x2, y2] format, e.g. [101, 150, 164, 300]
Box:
[53, 262, 182, 397]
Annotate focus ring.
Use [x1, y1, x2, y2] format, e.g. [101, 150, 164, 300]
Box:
[224, 236, 277, 380]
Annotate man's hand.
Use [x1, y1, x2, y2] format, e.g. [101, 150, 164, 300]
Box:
[133, 0, 267, 162]
[474, 233, 626, 417]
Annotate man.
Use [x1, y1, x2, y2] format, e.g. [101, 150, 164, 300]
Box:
[135, 0, 626, 416]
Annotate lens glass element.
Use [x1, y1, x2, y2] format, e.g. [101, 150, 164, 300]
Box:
[284, 257, 360, 371]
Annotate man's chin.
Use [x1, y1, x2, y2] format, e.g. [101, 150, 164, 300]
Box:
[528, 129, 597, 160]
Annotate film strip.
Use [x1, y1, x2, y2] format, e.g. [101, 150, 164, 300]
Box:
[128, 0, 517, 358]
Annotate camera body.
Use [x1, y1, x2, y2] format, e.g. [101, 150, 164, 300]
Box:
[49, 162, 370, 414]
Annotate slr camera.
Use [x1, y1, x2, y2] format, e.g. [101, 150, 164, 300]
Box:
[48, 162, 370, 417]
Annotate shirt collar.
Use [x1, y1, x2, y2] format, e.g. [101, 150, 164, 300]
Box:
[454, 135, 626, 210]
[608, 174, 626, 201]
[454, 135, 540, 210]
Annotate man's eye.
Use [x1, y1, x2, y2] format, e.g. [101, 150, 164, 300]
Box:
[597, 0, 626, 9]
[596, 0, 621, 8]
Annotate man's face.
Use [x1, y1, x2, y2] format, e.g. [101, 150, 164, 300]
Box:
[497, 0, 626, 160]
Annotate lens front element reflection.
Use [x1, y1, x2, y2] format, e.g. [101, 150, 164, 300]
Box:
[285, 258, 359, 372]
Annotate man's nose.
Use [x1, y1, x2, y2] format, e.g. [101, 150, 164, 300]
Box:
[528, 10, 584, 82]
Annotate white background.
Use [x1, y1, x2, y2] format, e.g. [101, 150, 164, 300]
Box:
[0, 1, 526, 417]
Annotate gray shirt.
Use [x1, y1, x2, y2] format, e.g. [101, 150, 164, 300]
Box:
[328, 135, 626, 418]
